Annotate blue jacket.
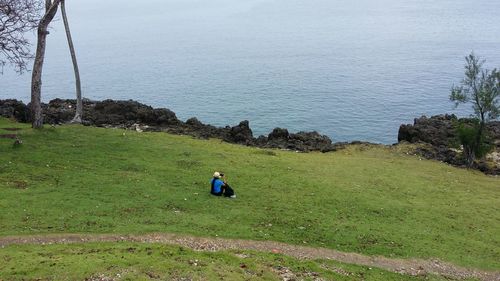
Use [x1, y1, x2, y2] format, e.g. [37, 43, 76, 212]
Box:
[210, 178, 224, 194]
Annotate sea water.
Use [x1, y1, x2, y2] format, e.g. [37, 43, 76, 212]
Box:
[1, 0, 499, 143]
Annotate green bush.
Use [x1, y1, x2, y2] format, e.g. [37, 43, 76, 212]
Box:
[455, 119, 493, 166]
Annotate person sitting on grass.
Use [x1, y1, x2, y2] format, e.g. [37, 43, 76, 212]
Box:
[210, 172, 236, 198]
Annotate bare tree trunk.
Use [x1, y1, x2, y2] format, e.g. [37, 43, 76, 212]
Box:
[30, 0, 61, 128]
[464, 145, 475, 168]
[30, 29, 47, 128]
[61, 0, 83, 123]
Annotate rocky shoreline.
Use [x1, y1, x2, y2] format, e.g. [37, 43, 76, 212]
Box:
[0, 98, 346, 152]
[1, 98, 499, 174]
[398, 115, 500, 175]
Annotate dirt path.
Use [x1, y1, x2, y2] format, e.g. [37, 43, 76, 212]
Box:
[0, 233, 498, 281]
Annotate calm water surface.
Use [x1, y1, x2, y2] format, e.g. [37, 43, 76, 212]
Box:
[1, 0, 500, 143]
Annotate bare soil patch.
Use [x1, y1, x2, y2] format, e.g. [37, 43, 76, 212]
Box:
[0, 233, 498, 280]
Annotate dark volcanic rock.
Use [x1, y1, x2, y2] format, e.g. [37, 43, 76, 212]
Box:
[265, 128, 291, 149]
[414, 145, 462, 166]
[255, 135, 268, 146]
[489, 121, 500, 148]
[0, 99, 29, 122]
[186, 117, 203, 127]
[398, 114, 458, 147]
[262, 128, 334, 152]
[291, 131, 334, 152]
[224, 120, 254, 145]
[399, 115, 500, 175]
[475, 160, 500, 175]
[42, 99, 78, 124]
[172, 117, 226, 139]
[398, 115, 500, 149]
[33, 99, 181, 127]
[1, 98, 338, 153]
[268, 128, 290, 141]
[90, 99, 180, 126]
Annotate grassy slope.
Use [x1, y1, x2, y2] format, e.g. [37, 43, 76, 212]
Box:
[0, 243, 450, 281]
[0, 118, 499, 270]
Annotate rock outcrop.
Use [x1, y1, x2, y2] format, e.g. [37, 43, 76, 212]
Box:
[256, 128, 334, 152]
[40, 99, 180, 127]
[0, 99, 338, 153]
[0, 99, 29, 122]
[223, 120, 254, 145]
[398, 115, 500, 175]
[398, 114, 458, 147]
[398, 114, 500, 148]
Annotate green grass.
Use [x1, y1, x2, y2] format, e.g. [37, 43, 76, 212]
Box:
[0, 117, 499, 270]
[0, 242, 452, 280]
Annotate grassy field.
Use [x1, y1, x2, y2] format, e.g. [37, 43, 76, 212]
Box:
[0, 242, 452, 281]
[0, 117, 499, 272]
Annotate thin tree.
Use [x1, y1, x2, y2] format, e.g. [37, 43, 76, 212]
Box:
[61, 0, 82, 123]
[31, 0, 61, 128]
[0, 0, 41, 73]
[450, 53, 500, 166]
